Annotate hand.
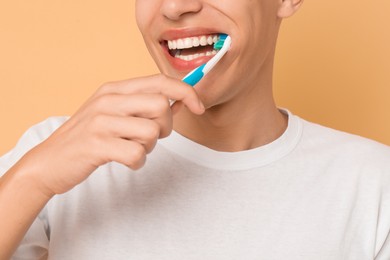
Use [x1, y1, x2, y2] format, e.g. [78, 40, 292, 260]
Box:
[20, 74, 205, 197]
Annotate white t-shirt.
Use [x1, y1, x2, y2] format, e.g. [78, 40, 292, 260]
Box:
[2, 111, 390, 260]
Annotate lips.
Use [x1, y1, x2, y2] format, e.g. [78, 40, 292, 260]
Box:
[160, 29, 224, 72]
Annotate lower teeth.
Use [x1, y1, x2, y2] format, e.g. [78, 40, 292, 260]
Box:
[175, 50, 218, 61]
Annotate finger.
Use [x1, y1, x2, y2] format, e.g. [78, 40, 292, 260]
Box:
[100, 138, 147, 170]
[91, 93, 171, 119]
[85, 94, 173, 138]
[96, 74, 205, 115]
[91, 115, 169, 153]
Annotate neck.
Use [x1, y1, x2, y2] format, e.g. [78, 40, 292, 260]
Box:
[173, 44, 288, 152]
[173, 81, 287, 152]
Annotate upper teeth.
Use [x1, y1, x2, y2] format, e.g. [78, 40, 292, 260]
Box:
[168, 35, 218, 50]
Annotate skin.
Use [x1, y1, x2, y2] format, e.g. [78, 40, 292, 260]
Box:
[136, 0, 301, 151]
[0, 0, 302, 258]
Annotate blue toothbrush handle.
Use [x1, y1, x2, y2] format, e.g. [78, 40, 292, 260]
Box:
[182, 64, 206, 87]
[171, 64, 206, 106]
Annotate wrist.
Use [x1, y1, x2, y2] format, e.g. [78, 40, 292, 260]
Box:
[11, 149, 56, 202]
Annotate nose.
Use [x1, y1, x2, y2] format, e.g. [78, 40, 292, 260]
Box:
[160, 0, 203, 21]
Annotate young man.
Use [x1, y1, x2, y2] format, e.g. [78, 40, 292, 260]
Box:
[1, 0, 390, 259]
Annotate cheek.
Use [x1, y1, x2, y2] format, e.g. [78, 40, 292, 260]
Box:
[135, 0, 156, 33]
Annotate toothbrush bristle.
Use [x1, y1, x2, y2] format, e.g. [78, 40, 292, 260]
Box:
[213, 34, 228, 50]
[213, 41, 224, 50]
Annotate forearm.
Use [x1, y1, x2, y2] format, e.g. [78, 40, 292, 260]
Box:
[0, 156, 52, 260]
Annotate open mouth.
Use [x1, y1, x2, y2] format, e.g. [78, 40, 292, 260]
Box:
[165, 34, 220, 61]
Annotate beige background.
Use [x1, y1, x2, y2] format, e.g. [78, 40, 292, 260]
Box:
[1, 1, 389, 155]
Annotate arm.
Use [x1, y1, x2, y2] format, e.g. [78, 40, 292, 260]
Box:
[0, 74, 205, 259]
[0, 157, 52, 260]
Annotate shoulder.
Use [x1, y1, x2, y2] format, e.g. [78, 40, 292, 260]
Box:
[16, 116, 69, 146]
[0, 116, 69, 174]
[301, 118, 389, 151]
[297, 117, 390, 170]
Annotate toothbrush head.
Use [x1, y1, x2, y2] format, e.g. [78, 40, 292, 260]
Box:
[213, 34, 228, 50]
[181, 34, 231, 88]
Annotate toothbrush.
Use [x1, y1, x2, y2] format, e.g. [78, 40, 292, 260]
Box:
[182, 34, 232, 87]
[170, 34, 231, 107]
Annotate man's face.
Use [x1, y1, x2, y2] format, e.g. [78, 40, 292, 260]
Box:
[135, 0, 283, 107]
